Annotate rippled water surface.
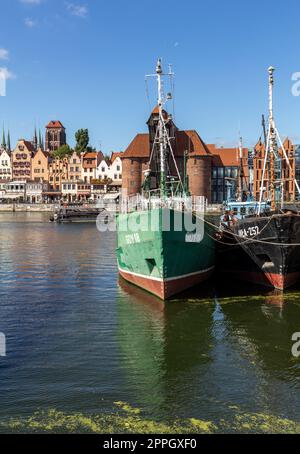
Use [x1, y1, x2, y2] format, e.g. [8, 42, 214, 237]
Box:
[1, 212, 300, 433]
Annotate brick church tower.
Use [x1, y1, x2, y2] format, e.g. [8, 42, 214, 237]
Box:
[45, 120, 66, 152]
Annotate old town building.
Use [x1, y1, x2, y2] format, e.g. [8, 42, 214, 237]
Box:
[208, 145, 249, 204]
[12, 140, 35, 181]
[31, 147, 50, 182]
[97, 152, 123, 183]
[4, 181, 26, 201]
[121, 108, 251, 204]
[77, 183, 91, 200]
[81, 151, 103, 183]
[68, 151, 82, 182]
[0, 148, 12, 180]
[0, 180, 8, 198]
[48, 156, 69, 191]
[122, 108, 220, 202]
[62, 181, 78, 202]
[91, 182, 107, 200]
[253, 137, 296, 202]
[45, 120, 66, 152]
[26, 181, 48, 204]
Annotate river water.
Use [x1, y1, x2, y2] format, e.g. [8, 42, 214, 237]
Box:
[0, 212, 300, 433]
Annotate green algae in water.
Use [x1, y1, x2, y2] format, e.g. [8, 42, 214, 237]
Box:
[2, 403, 300, 434]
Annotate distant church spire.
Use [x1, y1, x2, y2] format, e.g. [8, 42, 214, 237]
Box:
[38, 129, 43, 149]
[7, 130, 11, 152]
[33, 126, 38, 150]
[1, 125, 6, 150]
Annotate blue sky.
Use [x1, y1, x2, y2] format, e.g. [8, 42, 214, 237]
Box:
[1, 0, 300, 152]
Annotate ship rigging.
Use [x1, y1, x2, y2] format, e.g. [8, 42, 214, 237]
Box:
[144, 59, 184, 198]
[258, 66, 300, 213]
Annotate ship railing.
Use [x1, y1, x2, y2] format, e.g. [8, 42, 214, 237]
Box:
[120, 195, 207, 214]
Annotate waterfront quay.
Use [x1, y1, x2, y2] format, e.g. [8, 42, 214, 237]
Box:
[0, 203, 56, 212]
[0, 202, 112, 213]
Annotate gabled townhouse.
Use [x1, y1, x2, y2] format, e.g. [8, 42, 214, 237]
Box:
[0, 148, 12, 180]
[68, 151, 82, 182]
[97, 157, 110, 181]
[96, 152, 123, 183]
[12, 140, 35, 181]
[110, 152, 123, 182]
[49, 156, 69, 191]
[31, 147, 50, 182]
[82, 151, 103, 183]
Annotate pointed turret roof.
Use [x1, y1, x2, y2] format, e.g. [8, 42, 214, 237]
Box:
[1, 126, 6, 149]
[148, 105, 169, 122]
[7, 130, 11, 152]
[38, 129, 42, 148]
[33, 127, 38, 149]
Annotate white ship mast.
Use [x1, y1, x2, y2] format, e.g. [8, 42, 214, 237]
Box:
[258, 67, 300, 214]
[146, 59, 183, 197]
[156, 59, 167, 193]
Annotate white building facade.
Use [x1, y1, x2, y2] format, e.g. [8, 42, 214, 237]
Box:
[96, 153, 122, 183]
[62, 181, 78, 202]
[0, 149, 12, 180]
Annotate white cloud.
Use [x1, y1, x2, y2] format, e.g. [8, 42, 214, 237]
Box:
[0, 49, 9, 60]
[66, 3, 88, 18]
[24, 17, 38, 27]
[0, 68, 16, 80]
[20, 0, 41, 4]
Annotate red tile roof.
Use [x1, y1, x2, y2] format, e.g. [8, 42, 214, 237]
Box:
[150, 106, 168, 119]
[46, 120, 65, 129]
[122, 130, 211, 159]
[82, 151, 104, 168]
[19, 140, 35, 152]
[83, 152, 97, 159]
[122, 134, 150, 158]
[176, 130, 212, 157]
[111, 152, 123, 163]
[82, 151, 104, 160]
[207, 144, 248, 167]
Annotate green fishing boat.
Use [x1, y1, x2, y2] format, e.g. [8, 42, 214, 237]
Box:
[116, 59, 215, 299]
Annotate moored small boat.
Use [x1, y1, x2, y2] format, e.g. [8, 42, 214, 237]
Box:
[50, 206, 105, 223]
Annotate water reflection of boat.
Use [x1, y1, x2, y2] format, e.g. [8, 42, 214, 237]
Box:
[116, 278, 214, 418]
[263, 290, 285, 308]
[117, 278, 300, 422]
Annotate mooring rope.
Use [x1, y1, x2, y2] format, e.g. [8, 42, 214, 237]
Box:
[196, 213, 300, 247]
